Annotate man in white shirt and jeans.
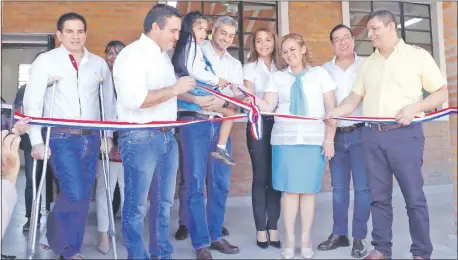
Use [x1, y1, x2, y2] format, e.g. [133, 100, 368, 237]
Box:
[113, 4, 195, 260]
[24, 12, 116, 259]
[318, 24, 371, 258]
[177, 16, 243, 259]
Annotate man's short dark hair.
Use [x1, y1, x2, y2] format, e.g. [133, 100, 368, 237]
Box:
[367, 9, 397, 27]
[57, 12, 87, 32]
[329, 24, 353, 42]
[143, 4, 182, 34]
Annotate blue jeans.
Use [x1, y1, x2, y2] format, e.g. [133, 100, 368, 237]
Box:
[46, 131, 100, 258]
[179, 119, 232, 250]
[329, 128, 371, 239]
[119, 129, 178, 259]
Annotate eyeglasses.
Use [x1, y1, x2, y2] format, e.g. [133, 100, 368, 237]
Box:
[332, 35, 353, 44]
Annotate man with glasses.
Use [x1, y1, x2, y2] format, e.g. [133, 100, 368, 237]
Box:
[318, 24, 370, 258]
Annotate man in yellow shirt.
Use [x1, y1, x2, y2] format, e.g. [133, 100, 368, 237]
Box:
[326, 10, 448, 260]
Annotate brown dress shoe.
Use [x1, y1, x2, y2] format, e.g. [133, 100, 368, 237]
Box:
[364, 250, 387, 259]
[196, 248, 213, 260]
[210, 238, 240, 254]
[317, 235, 350, 251]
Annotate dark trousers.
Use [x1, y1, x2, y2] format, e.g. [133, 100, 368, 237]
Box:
[329, 128, 371, 239]
[246, 116, 281, 231]
[361, 124, 432, 259]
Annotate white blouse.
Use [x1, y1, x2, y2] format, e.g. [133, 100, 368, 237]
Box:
[264, 66, 336, 146]
[243, 58, 277, 98]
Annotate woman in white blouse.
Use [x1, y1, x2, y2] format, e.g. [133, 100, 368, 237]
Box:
[256, 33, 337, 259]
[243, 28, 283, 249]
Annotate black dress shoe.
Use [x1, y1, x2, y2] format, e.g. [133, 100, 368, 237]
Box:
[221, 226, 229, 236]
[317, 235, 350, 251]
[175, 225, 188, 240]
[1, 254, 16, 259]
[351, 239, 367, 258]
[22, 218, 40, 232]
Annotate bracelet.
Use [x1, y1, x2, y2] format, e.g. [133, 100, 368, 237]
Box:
[324, 140, 334, 144]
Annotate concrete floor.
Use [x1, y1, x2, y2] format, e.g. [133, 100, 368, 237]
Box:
[1, 170, 457, 259]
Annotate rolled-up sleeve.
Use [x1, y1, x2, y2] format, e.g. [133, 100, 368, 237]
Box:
[243, 63, 255, 83]
[352, 62, 366, 97]
[233, 61, 244, 85]
[264, 73, 279, 93]
[23, 54, 50, 146]
[419, 49, 447, 93]
[113, 51, 148, 110]
[101, 61, 116, 138]
[319, 67, 337, 93]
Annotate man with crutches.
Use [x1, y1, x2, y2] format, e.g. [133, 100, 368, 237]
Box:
[23, 12, 116, 260]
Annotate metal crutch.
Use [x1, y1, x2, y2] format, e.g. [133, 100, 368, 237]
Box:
[27, 79, 59, 259]
[98, 78, 118, 259]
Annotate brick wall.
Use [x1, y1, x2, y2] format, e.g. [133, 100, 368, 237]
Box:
[1, 1, 455, 198]
[443, 1, 458, 228]
[2, 1, 156, 56]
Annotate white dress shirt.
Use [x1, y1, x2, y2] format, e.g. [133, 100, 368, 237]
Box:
[265, 66, 336, 146]
[187, 41, 219, 86]
[113, 34, 177, 123]
[24, 45, 116, 146]
[322, 54, 364, 127]
[200, 40, 243, 97]
[243, 58, 277, 98]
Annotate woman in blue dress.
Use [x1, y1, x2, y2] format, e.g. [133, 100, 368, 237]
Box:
[255, 33, 337, 259]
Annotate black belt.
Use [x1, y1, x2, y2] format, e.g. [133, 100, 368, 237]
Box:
[337, 123, 364, 133]
[52, 128, 95, 135]
[178, 111, 221, 120]
[366, 123, 403, 132]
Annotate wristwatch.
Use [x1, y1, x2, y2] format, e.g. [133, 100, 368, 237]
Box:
[223, 101, 229, 108]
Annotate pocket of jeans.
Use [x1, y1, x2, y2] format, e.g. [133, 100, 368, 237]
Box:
[50, 132, 69, 140]
[127, 131, 154, 144]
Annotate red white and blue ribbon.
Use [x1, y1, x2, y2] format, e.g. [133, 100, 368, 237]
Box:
[4, 79, 457, 141]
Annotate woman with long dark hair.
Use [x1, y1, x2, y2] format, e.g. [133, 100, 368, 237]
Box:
[243, 27, 283, 249]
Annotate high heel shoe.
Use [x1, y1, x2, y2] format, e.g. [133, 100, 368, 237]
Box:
[256, 231, 269, 249]
[282, 248, 295, 259]
[301, 241, 314, 259]
[282, 239, 295, 259]
[267, 230, 281, 249]
[301, 247, 314, 259]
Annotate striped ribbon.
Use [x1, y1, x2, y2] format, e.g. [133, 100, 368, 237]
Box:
[3, 80, 457, 141]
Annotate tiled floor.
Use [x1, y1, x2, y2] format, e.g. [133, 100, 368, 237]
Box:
[2, 170, 457, 259]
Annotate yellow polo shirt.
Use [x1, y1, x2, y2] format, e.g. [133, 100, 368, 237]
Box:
[352, 39, 446, 117]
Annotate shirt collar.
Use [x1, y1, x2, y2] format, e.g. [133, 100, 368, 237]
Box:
[374, 38, 405, 56]
[331, 52, 359, 66]
[202, 40, 231, 59]
[59, 44, 89, 64]
[140, 33, 162, 53]
[257, 58, 277, 73]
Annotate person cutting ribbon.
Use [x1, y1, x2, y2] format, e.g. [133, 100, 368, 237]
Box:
[325, 10, 449, 260]
[254, 33, 337, 259]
